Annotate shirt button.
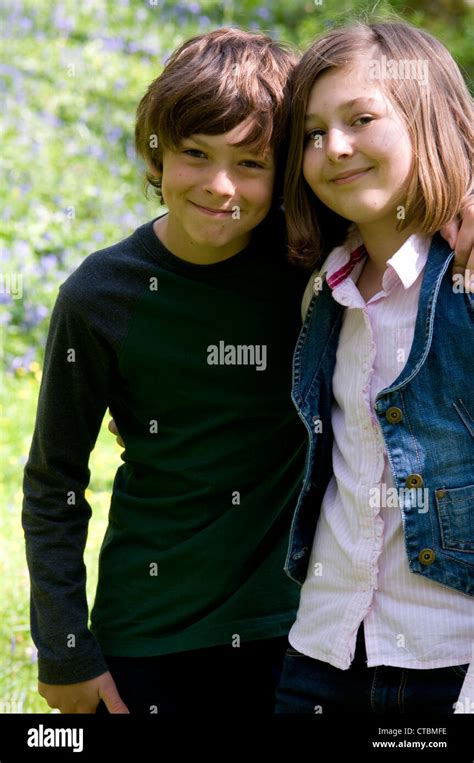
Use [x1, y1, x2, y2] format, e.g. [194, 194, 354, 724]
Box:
[406, 473, 424, 489]
[419, 548, 436, 565]
[386, 407, 403, 423]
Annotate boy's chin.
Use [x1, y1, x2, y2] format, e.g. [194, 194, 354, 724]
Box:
[191, 229, 251, 250]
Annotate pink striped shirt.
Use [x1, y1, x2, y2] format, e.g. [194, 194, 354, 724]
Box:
[289, 229, 473, 699]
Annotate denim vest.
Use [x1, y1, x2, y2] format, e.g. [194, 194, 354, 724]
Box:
[285, 234, 474, 597]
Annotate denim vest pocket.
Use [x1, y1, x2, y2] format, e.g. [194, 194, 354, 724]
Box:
[453, 399, 474, 437]
[435, 484, 474, 553]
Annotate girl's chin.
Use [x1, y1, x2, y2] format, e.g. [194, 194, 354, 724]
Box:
[327, 204, 392, 225]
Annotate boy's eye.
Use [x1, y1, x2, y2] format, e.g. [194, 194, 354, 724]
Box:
[183, 148, 206, 158]
[240, 160, 264, 169]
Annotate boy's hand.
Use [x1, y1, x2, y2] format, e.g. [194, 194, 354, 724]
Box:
[108, 417, 124, 448]
[440, 197, 474, 293]
[38, 671, 130, 714]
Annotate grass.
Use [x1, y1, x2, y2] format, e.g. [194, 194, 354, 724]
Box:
[1, 371, 119, 713]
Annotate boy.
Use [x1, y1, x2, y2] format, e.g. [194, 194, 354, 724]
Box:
[22, 27, 473, 716]
[22, 28, 308, 715]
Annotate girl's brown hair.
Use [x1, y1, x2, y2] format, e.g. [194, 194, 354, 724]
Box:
[135, 28, 297, 207]
[285, 21, 473, 269]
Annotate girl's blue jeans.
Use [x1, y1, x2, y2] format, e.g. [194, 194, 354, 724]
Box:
[274, 626, 469, 714]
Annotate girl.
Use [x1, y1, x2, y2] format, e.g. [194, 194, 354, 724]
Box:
[275, 21, 473, 714]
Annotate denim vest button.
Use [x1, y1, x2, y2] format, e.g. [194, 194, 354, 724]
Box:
[436, 488, 446, 499]
[406, 473, 424, 488]
[419, 548, 436, 565]
[386, 406, 403, 423]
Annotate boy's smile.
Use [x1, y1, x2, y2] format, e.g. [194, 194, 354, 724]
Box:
[189, 202, 235, 218]
[154, 120, 276, 265]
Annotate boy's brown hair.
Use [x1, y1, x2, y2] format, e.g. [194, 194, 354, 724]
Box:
[284, 21, 473, 269]
[135, 28, 297, 208]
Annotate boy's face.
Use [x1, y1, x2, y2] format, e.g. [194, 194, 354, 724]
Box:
[158, 120, 276, 264]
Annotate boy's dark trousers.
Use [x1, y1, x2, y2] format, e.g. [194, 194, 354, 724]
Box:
[95, 636, 288, 715]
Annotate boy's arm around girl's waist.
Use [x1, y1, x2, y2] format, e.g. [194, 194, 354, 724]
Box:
[22, 285, 116, 685]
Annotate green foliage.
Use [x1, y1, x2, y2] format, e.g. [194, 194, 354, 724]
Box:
[1, 0, 472, 375]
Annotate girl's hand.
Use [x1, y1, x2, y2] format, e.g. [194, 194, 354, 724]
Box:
[440, 197, 474, 293]
[38, 671, 130, 714]
[108, 417, 124, 448]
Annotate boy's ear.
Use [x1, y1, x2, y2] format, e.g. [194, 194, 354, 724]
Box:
[144, 159, 164, 204]
[145, 159, 160, 177]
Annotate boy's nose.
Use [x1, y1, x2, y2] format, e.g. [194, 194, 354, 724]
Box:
[326, 128, 353, 161]
[203, 170, 236, 197]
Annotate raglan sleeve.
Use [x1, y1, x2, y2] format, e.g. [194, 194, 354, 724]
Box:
[22, 282, 115, 685]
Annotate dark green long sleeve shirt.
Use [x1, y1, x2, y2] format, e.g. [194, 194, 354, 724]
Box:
[22, 216, 308, 684]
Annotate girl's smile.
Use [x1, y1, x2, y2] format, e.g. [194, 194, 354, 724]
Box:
[330, 167, 373, 184]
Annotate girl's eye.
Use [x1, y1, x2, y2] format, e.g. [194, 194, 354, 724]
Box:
[352, 116, 374, 127]
[183, 148, 206, 158]
[305, 129, 325, 143]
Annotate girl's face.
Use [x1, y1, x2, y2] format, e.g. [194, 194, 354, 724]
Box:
[302, 60, 415, 231]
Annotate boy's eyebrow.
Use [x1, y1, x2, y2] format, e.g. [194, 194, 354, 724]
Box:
[185, 135, 269, 156]
[304, 96, 379, 122]
[186, 135, 215, 147]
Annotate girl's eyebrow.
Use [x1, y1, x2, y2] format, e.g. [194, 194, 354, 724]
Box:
[305, 96, 380, 123]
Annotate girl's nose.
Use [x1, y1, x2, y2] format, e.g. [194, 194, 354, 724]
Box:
[203, 169, 236, 197]
[325, 128, 353, 161]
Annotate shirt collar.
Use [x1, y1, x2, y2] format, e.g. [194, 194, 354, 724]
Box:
[384, 234, 431, 290]
[320, 226, 431, 293]
[320, 225, 363, 287]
